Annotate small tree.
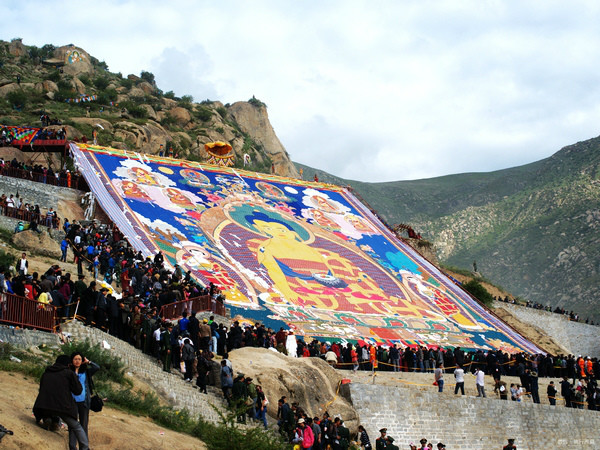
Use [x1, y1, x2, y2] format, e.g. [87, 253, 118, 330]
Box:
[463, 280, 494, 307]
[140, 70, 155, 84]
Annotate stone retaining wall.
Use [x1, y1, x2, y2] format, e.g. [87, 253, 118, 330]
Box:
[0, 324, 60, 348]
[350, 383, 600, 449]
[494, 301, 600, 357]
[0, 175, 80, 209]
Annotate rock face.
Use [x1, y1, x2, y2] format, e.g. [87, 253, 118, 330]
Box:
[228, 348, 358, 430]
[11, 230, 61, 259]
[8, 39, 26, 57]
[53, 45, 94, 76]
[228, 102, 299, 177]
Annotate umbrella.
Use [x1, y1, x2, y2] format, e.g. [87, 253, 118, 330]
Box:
[204, 141, 232, 156]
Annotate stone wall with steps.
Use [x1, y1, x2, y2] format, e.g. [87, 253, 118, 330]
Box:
[62, 320, 227, 424]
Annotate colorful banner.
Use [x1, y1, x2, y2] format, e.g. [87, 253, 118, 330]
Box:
[71, 143, 543, 354]
[1, 125, 40, 145]
[64, 94, 97, 103]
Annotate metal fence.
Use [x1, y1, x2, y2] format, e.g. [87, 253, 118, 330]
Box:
[0, 292, 56, 332]
[160, 295, 226, 320]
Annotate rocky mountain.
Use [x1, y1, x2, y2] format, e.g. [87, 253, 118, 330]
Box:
[0, 38, 298, 177]
[298, 136, 600, 320]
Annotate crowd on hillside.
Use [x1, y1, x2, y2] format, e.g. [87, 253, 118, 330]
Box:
[0, 158, 82, 189]
[495, 295, 597, 325]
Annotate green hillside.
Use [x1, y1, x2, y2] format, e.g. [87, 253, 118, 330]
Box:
[298, 136, 600, 320]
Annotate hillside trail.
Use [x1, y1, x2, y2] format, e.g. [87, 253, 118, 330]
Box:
[0, 371, 206, 450]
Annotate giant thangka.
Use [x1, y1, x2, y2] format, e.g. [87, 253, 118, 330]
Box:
[72, 144, 542, 354]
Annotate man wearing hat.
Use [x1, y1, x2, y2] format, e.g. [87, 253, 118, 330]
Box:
[436, 443, 446, 449]
[94, 287, 109, 330]
[503, 438, 517, 449]
[376, 428, 398, 450]
[199, 318, 211, 351]
[418, 438, 428, 450]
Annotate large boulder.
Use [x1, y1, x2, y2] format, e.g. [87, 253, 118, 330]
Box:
[72, 78, 86, 95]
[228, 348, 358, 431]
[128, 86, 145, 98]
[35, 80, 59, 93]
[54, 45, 94, 77]
[138, 81, 155, 95]
[0, 83, 20, 97]
[169, 107, 192, 127]
[70, 117, 113, 132]
[8, 39, 26, 57]
[11, 230, 61, 259]
[141, 104, 158, 121]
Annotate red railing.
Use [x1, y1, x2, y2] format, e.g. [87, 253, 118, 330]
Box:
[159, 295, 226, 320]
[0, 292, 56, 332]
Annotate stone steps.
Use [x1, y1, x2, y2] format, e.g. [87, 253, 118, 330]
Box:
[62, 320, 227, 424]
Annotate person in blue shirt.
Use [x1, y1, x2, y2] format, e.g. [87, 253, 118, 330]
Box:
[178, 311, 189, 333]
[70, 352, 100, 449]
[60, 238, 69, 262]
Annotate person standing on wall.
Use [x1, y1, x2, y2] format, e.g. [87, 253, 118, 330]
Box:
[434, 362, 444, 392]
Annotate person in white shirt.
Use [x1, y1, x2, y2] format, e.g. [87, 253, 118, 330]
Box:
[454, 364, 465, 395]
[475, 368, 486, 397]
[18, 252, 28, 276]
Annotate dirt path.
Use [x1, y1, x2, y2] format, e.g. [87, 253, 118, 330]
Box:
[0, 371, 206, 450]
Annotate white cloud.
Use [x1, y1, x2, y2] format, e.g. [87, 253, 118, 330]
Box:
[4, 1, 600, 181]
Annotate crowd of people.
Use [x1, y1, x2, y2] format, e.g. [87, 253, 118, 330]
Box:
[0, 193, 61, 230]
[0, 125, 66, 148]
[495, 295, 598, 325]
[0, 158, 81, 189]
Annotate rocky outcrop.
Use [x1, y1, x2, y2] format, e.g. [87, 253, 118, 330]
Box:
[229, 102, 299, 178]
[229, 348, 358, 430]
[53, 45, 94, 77]
[169, 107, 192, 127]
[11, 230, 61, 259]
[8, 39, 26, 57]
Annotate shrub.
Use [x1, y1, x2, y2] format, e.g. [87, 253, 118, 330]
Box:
[216, 106, 227, 118]
[119, 78, 133, 90]
[6, 90, 27, 108]
[47, 70, 61, 83]
[78, 74, 91, 86]
[462, 280, 494, 306]
[120, 101, 148, 119]
[97, 88, 118, 104]
[248, 96, 266, 108]
[94, 76, 110, 90]
[194, 106, 212, 122]
[0, 249, 16, 269]
[215, 127, 224, 134]
[140, 70, 155, 84]
[164, 90, 176, 100]
[57, 79, 73, 92]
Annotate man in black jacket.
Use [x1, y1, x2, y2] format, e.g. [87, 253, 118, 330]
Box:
[33, 355, 89, 449]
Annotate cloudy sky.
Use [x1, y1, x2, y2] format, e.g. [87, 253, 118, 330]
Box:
[3, 1, 600, 182]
